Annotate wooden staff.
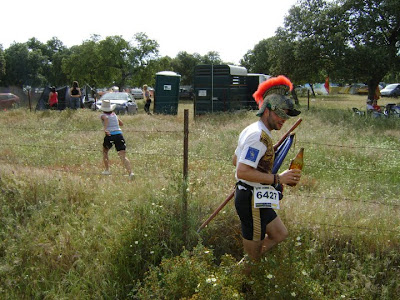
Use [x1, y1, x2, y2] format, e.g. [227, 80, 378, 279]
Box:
[196, 118, 302, 233]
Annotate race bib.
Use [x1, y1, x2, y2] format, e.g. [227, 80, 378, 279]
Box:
[253, 186, 280, 209]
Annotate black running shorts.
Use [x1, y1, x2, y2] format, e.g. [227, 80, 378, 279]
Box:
[103, 134, 126, 152]
[234, 184, 277, 241]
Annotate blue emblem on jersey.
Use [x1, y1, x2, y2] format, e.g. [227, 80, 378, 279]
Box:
[245, 147, 259, 162]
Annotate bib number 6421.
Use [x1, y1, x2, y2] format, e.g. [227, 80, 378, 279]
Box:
[253, 186, 280, 209]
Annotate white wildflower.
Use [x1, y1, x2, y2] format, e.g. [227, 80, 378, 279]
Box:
[206, 276, 217, 283]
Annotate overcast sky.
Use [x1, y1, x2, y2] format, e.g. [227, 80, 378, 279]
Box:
[1, 0, 298, 64]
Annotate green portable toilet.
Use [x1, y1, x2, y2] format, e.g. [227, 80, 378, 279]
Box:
[154, 71, 181, 115]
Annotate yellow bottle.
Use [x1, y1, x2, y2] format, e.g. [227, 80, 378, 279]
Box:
[288, 148, 304, 186]
[289, 148, 304, 170]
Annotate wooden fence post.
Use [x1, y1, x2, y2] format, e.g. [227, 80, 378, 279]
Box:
[183, 109, 189, 244]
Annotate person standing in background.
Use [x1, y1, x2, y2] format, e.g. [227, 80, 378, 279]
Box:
[69, 81, 81, 109]
[143, 84, 152, 115]
[48, 86, 58, 109]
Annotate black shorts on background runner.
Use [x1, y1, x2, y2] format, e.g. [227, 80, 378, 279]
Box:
[103, 134, 126, 151]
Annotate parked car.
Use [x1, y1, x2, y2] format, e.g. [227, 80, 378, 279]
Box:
[0, 93, 20, 109]
[130, 88, 143, 99]
[92, 92, 138, 115]
[380, 83, 400, 97]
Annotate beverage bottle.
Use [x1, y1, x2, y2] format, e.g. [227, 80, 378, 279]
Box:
[288, 148, 304, 186]
[289, 147, 304, 170]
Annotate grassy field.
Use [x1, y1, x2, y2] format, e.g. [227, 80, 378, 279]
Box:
[1, 95, 399, 299]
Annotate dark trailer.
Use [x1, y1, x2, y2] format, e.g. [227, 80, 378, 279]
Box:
[193, 64, 249, 115]
[246, 73, 271, 110]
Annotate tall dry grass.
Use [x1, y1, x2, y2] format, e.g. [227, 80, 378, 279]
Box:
[1, 94, 399, 299]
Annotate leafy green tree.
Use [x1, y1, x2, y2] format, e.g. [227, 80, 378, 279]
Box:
[136, 56, 174, 88]
[273, 0, 400, 99]
[62, 36, 101, 88]
[201, 51, 223, 65]
[4, 42, 46, 88]
[62, 33, 159, 90]
[272, 0, 348, 85]
[340, 0, 400, 98]
[96, 35, 131, 89]
[240, 38, 274, 75]
[127, 32, 159, 87]
[0, 45, 6, 84]
[171, 51, 202, 85]
[43, 37, 69, 87]
[25, 37, 70, 87]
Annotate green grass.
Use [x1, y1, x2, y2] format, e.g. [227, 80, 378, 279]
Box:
[1, 94, 399, 299]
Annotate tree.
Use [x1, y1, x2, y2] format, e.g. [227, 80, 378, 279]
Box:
[240, 38, 275, 74]
[44, 37, 69, 86]
[0, 45, 6, 84]
[61, 36, 102, 87]
[61, 33, 159, 89]
[127, 32, 159, 87]
[171, 51, 202, 85]
[201, 51, 223, 65]
[4, 42, 47, 88]
[97, 35, 131, 89]
[137, 56, 174, 88]
[271, 0, 348, 85]
[275, 0, 400, 98]
[340, 0, 400, 99]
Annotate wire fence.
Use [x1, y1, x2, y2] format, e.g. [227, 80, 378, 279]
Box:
[1, 140, 398, 173]
[2, 114, 400, 234]
[2, 123, 399, 177]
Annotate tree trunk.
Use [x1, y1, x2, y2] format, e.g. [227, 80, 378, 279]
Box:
[291, 89, 300, 105]
[367, 78, 381, 101]
[309, 83, 316, 97]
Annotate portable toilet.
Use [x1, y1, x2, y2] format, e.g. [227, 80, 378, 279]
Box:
[154, 71, 181, 115]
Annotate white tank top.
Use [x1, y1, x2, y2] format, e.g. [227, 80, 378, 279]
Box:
[101, 113, 121, 133]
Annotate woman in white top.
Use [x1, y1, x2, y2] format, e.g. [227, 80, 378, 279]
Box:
[100, 100, 134, 179]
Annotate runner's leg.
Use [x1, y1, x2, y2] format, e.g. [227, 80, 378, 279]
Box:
[103, 147, 110, 171]
[261, 216, 288, 255]
[118, 150, 132, 175]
